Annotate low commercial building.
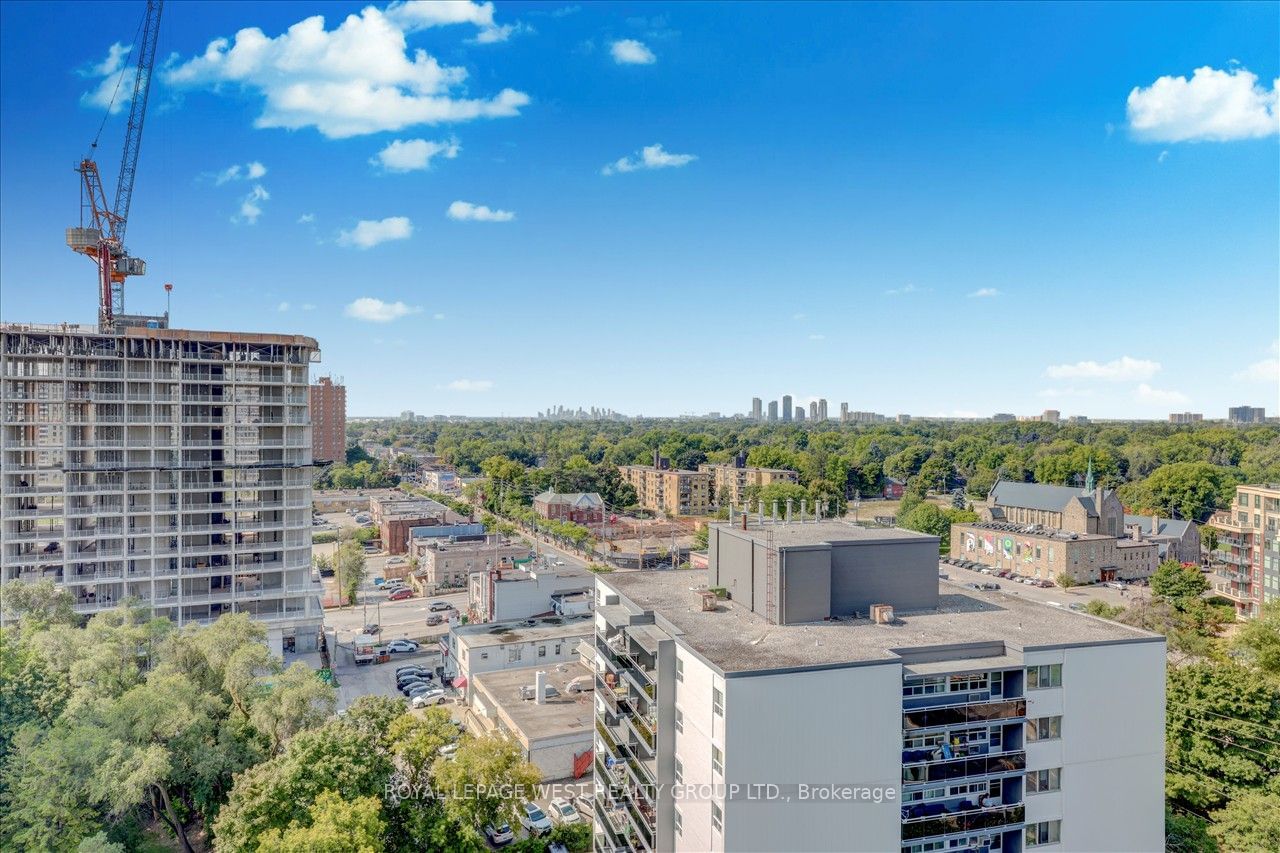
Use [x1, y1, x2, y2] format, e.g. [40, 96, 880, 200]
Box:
[592, 518, 1165, 853]
[372, 495, 472, 555]
[440, 614, 594, 699]
[1124, 514, 1200, 565]
[422, 469, 460, 494]
[469, 661, 596, 781]
[1208, 483, 1280, 618]
[532, 491, 605, 525]
[468, 561, 593, 623]
[700, 455, 798, 507]
[951, 521, 1158, 583]
[410, 536, 530, 591]
[620, 453, 712, 517]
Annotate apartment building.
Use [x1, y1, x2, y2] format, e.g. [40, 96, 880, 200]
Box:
[619, 454, 711, 517]
[421, 469, 460, 494]
[0, 321, 322, 651]
[700, 454, 799, 507]
[1227, 406, 1266, 424]
[1209, 483, 1280, 617]
[1167, 412, 1203, 424]
[750, 398, 762, 421]
[591, 519, 1165, 853]
[781, 395, 792, 422]
[767, 401, 778, 422]
[309, 375, 345, 463]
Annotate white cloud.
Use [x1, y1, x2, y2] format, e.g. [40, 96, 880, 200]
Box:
[236, 185, 270, 224]
[967, 288, 999, 298]
[1136, 383, 1189, 405]
[217, 161, 268, 184]
[1044, 356, 1160, 382]
[610, 39, 655, 65]
[372, 137, 460, 172]
[1037, 387, 1095, 399]
[808, 334, 825, 341]
[385, 0, 516, 43]
[884, 284, 920, 296]
[1127, 66, 1279, 142]
[446, 200, 514, 222]
[337, 216, 413, 248]
[277, 302, 290, 312]
[438, 378, 493, 391]
[1157, 150, 1169, 164]
[1233, 349, 1280, 383]
[344, 297, 422, 322]
[602, 143, 697, 175]
[301, 303, 317, 311]
[298, 213, 316, 224]
[80, 42, 135, 114]
[164, 6, 530, 139]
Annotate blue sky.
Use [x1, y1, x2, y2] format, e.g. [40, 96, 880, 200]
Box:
[1, 1, 1276, 418]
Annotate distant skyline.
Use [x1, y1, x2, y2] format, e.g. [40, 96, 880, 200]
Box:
[1, 1, 1276, 418]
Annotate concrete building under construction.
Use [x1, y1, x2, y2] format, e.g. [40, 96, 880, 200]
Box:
[0, 320, 324, 653]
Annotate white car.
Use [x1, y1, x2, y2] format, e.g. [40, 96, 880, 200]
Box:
[385, 639, 419, 653]
[484, 823, 514, 846]
[548, 798, 580, 826]
[520, 802, 553, 836]
[411, 688, 446, 707]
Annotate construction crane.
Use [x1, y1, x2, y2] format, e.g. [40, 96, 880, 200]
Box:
[65, 0, 164, 330]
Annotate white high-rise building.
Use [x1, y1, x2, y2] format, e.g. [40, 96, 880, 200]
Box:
[1, 321, 323, 652]
[591, 520, 1165, 853]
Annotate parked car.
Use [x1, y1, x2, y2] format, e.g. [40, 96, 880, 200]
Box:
[399, 680, 431, 695]
[396, 664, 426, 676]
[548, 798, 580, 826]
[938, 572, 949, 580]
[388, 588, 414, 601]
[385, 639, 419, 653]
[520, 802, 553, 836]
[364, 624, 380, 634]
[1069, 602, 1086, 612]
[439, 741, 460, 760]
[429, 601, 453, 612]
[1021, 578, 1036, 585]
[1037, 580, 1054, 588]
[979, 567, 993, 575]
[964, 582, 981, 590]
[979, 582, 1001, 590]
[1047, 601, 1064, 608]
[1104, 581, 1125, 590]
[407, 684, 439, 700]
[426, 613, 443, 626]
[411, 688, 446, 708]
[484, 823, 514, 846]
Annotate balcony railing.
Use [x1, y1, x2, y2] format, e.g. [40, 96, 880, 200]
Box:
[900, 805, 1024, 842]
[903, 699, 1026, 731]
[902, 751, 1026, 785]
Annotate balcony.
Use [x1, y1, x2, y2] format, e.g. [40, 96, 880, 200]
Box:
[903, 751, 1026, 785]
[1212, 584, 1254, 604]
[593, 795, 635, 852]
[900, 805, 1024, 842]
[903, 699, 1025, 731]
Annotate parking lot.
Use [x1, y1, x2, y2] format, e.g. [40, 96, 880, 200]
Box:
[939, 559, 1135, 610]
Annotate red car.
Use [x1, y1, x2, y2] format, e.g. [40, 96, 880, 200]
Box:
[388, 587, 414, 601]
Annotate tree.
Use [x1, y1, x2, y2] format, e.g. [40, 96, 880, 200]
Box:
[1233, 601, 1280, 679]
[692, 523, 709, 551]
[432, 736, 540, 840]
[388, 708, 457, 789]
[257, 790, 385, 853]
[1209, 791, 1280, 852]
[213, 720, 394, 852]
[335, 541, 368, 607]
[1116, 462, 1242, 522]
[0, 578, 79, 627]
[1200, 525, 1219, 554]
[1165, 662, 1280, 812]
[1150, 560, 1210, 603]
[753, 482, 808, 516]
[246, 663, 337, 753]
[1084, 600, 1125, 619]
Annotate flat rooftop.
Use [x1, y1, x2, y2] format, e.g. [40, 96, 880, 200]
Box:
[958, 520, 1114, 542]
[454, 614, 595, 649]
[0, 321, 317, 348]
[603, 569, 1159, 675]
[714, 519, 938, 548]
[472, 661, 594, 742]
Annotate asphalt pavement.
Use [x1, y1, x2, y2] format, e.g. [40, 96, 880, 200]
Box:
[938, 560, 1137, 609]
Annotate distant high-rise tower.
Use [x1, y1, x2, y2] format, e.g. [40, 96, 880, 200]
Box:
[311, 376, 346, 464]
[751, 397, 762, 421]
[840, 402, 849, 422]
[809, 400, 819, 420]
[781, 395, 792, 422]
[767, 400, 779, 422]
[818, 399, 828, 421]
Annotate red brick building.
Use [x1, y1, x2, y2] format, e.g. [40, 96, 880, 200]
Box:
[532, 491, 605, 525]
[310, 376, 346, 463]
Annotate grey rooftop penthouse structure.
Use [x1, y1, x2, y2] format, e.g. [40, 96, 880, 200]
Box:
[707, 519, 940, 625]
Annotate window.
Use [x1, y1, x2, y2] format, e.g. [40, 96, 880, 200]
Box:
[674, 807, 682, 836]
[1026, 664, 1062, 689]
[554, 644, 561, 655]
[508, 647, 522, 663]
[1026, 716, 1062, 741]
[711, 802, 723, 833]
[1025, 820, 1061, 847]
[712, 686, 724, 717]
[712, 744, 723, 776]
[480, 652, 488, 660]
[674, 706, 684, 734]
[675, 657, 684, 682]
[674, 756, 683, 785]
[537, 645, 547, 658]
[1026, 768, 1061, 793]
[903, 676, 947, 697]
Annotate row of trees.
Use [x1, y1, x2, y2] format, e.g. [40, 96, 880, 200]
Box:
[0, 583, 590, 852]
[347, 418, 1279, 523]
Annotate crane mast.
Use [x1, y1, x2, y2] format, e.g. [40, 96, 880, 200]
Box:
[66, 0, 163, 330]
